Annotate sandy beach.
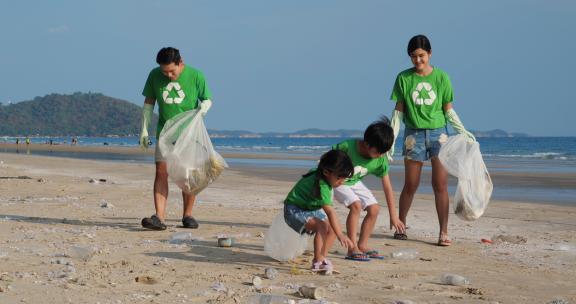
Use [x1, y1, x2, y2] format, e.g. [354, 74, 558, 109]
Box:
[0, 151, 575, 304]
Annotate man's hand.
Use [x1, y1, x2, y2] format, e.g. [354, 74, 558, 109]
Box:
[140, 132, 149, 149]
[199, 99, 212, 116]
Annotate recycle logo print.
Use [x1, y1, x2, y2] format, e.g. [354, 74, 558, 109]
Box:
[162, 82, 186, 104]
[411, 82, 437, 105]
[353, 166, 368, 178]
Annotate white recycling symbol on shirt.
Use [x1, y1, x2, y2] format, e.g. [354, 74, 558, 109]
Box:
[411, 82, 437, 106]
[353, 166, 368, 178]
[162, 82, 186, 104]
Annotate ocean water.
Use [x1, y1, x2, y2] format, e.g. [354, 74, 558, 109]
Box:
[2, 135, 575, 204]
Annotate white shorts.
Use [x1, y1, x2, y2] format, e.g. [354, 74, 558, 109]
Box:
[334, 181, 378, 210]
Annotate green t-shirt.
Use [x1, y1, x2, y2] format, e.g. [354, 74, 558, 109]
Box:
[390, 67, 453, 129]
[332, 139, 389, 185]
[142, 65, 212, 136]
[284, 170, 333, 210]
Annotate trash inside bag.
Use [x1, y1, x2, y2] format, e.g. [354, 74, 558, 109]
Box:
[158, 110, 228, 195]
[439, 134, 493, 221]
[265, 211, 310, 262]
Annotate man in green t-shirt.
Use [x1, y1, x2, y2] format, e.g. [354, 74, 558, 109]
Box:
[139, 47, 213, 230]
[332, 119, 405, 261]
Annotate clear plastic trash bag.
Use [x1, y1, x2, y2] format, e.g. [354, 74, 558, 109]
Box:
[158, 110, 228, 195]
[264, 211, 310, 262]
[438, 134, 493, 221]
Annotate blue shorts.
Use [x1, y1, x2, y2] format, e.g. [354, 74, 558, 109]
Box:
[403, 127, 449, 162]
[284, 204, 327, 235]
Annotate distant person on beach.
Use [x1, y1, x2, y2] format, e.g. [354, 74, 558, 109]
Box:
[284, 150, 355, 272]
[332, 118, 405, 261]
[15, 138, 19, 145]
[25, 136, 30, 146]
[139, 47, 213, 230]
[388, 35, 476, 246]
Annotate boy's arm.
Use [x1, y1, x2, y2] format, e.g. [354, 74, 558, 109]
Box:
[381, 175, 406, 233]
[322, 205, 354, 248]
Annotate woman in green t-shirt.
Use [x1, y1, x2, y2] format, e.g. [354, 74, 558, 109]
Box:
[388, 35, 476, 246]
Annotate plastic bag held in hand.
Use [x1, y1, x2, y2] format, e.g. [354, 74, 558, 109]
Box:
[158, 110, 228, 195]
[438, 134, 493, 221]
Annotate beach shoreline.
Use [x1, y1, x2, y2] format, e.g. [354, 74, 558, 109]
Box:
[1, 143, 574, 205]
[0, 152, 574, 303]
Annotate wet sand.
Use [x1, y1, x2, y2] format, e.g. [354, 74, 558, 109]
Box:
[0, 152, 575, 303]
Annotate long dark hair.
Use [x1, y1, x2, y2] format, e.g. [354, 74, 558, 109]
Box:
[407, 35, 432, 55]
[303, 150, 354, 198]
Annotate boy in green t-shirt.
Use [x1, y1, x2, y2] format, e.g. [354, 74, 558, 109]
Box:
[139, 47, 213, 231]
[332, 119, 406, 261]
[284, 150, 355, 272]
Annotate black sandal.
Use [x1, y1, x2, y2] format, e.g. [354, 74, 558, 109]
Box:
[393, 232, 408, 240]
[141, 215, 167, 231]
[182, 216, 199, 229]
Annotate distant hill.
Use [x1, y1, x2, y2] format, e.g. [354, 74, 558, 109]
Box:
[0, 92, 157, 136]
[208, 128, 528, 138]
[0, 92, 529, 138]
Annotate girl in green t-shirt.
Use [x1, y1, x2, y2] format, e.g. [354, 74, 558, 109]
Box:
[388, 35, 476, 246]
[284, 150, 355, 272]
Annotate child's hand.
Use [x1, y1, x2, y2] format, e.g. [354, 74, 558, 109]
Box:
[390, 217, 406, 234]
[337, 234, 354, 249]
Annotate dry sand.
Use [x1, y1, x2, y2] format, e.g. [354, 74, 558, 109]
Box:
[0, 152, 575, 304]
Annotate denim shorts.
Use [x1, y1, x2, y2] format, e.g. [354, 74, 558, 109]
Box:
[284, 204, 327, 235]
[403, 126, 449, 162]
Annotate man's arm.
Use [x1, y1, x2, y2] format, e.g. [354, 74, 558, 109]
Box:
[140, 97, 155, 148]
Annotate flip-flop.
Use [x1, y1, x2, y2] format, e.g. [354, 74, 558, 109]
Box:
[393, 233, 408, 240]
[438, 234, 452, 247]
[344, 252, 370, 262]
[364, 250, 385, 259]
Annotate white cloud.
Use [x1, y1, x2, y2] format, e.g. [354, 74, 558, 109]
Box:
[46, 25, 70, 34]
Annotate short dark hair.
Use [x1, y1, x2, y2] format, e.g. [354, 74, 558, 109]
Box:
[363, 117, 394, 154]
[156, 47, 182, 65]
[407, 35, 432, 55]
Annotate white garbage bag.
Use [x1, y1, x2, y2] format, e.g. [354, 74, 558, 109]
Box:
[158, 110, 228, 195]
[264, 211, 310, 262]
[439, 134, 493, 221]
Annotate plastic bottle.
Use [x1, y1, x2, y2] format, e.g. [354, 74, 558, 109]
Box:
[390, 248, 418, 259]
[245, 294, 296, 304]
[440, 273, 470, 286]
[264, 267, 279, 280]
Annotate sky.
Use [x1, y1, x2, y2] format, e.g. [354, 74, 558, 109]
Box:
[0, 0, 574, 136]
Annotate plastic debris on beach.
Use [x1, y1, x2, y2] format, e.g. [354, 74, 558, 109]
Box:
[390, 248, 418, 260]
[246, 294, 296, 304]
[440, 273, 470, 286]
[492, 234, 527, 245]
[169, 232, 200, 244]
[67, 245, 95, 261]
[99, 200, 114, 208]
[265, 212, 309, 262]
